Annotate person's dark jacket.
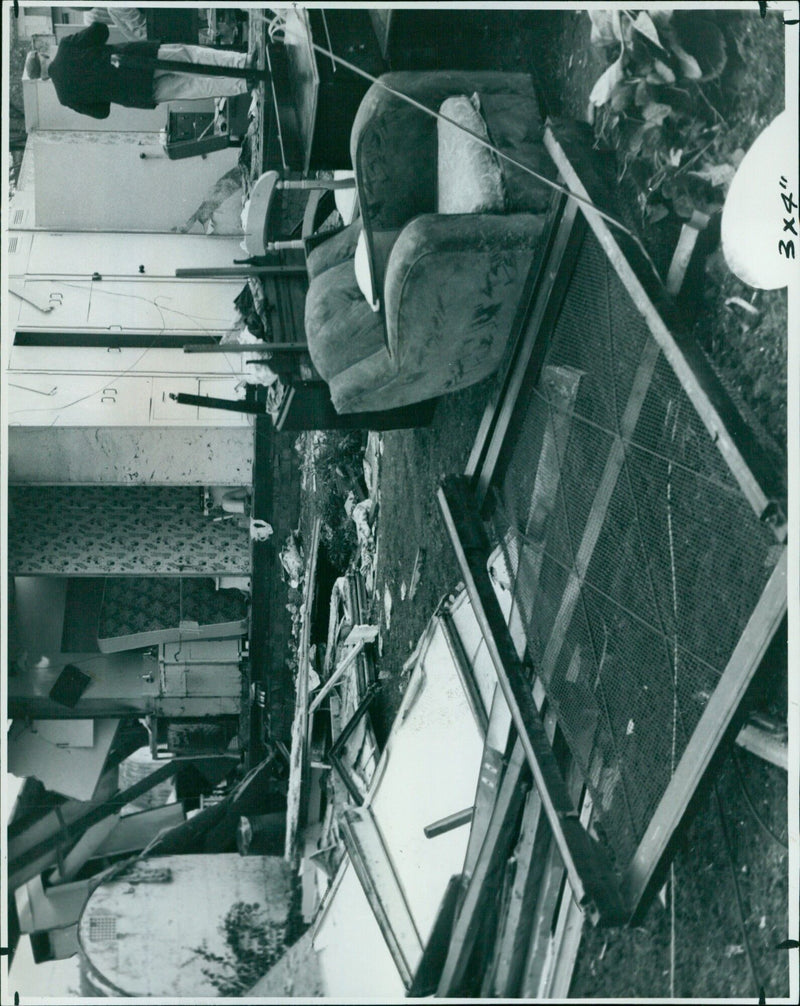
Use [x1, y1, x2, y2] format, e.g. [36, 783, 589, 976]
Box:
[48, 21, 160, 119]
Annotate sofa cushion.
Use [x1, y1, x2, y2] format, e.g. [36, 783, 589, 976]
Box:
[304, 259, 386, 383]
[437, 95, 506, 215]
[306, 221, 362, 282]
[477, 91, 555, 213]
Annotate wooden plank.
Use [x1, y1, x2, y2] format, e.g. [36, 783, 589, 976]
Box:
[480, 850, 519, 996]
[436, 738, 530, 996]
[621, 547, 787, 913]
[488, 784, 548, 996]
[340, 805, 424, 989]
[544, 123, 785, 535]
[538, 336, 661, 687]
[520, 732, 589, 997]
[407, 875, 462, 997]
[307, 638, 366, 716]
[665, 215, 706, 297]
[461, 687, 512, 882]
[183, 342, 308, 354]
[468, 196, 585, 507]
[546, 875, 587, 999]
[175, 264, 306, 277]
[438, 476, 627, 925]
[736, 718, 788, 772]
[438, 611, 489, 737]
[8, 694, 147, 720]
[519, 832, 565, 996]
[537, 785, 594, 997]
[9, 760, 181, 876]
[423, 807, 474, 840]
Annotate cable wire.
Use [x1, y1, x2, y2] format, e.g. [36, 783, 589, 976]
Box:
[714, 783, 763, 998]
[732, 750, 788, 850]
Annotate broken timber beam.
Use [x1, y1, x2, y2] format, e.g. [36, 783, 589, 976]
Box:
[307, 638, 367, 716]
[436, 737, 530, 996]
[460, 687, 512, 882]
[488, 784, 549, 996]
[407, 875, 462, 996]
[423, 808, 474, 840]
[438, 475, 627, 926]
[9, 760, 181, 876]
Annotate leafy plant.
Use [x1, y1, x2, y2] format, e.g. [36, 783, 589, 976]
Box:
[193, 900, 287, 996]
[588, 9, 741, 225]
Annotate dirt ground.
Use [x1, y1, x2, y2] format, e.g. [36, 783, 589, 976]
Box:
[300, 8, 790, 998]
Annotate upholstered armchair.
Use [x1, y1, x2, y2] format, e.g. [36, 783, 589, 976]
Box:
[304, 71, 557, 414]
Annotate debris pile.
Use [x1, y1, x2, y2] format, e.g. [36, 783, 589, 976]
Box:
[299, 569, 381, 921]
[279, 531, 305, 590]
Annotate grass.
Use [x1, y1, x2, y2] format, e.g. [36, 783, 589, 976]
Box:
[572, 742, 789, 999]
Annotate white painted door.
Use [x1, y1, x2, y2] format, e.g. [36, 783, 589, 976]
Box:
[15, 280, 92, 329]
[6, 374, 153, 427]
[86, 281, 239, 334]
[7, 345, 252, 376]
[13, 278, 239, 335]
[7, 374, 251, 427]
[150, 377, 249, 426]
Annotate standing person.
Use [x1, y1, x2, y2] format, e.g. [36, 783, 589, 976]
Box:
[31, 20, 262, 120]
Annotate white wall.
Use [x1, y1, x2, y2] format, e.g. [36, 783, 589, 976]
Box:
[8, 427, 254, 485]
[21, 230, 243, 277]
[31, 130, 240, 232]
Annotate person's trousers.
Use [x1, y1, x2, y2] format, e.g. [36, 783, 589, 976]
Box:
[152, 44, 250, 101]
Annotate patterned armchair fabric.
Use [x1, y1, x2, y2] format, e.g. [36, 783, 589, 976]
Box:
[305, 71, 557, 414]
